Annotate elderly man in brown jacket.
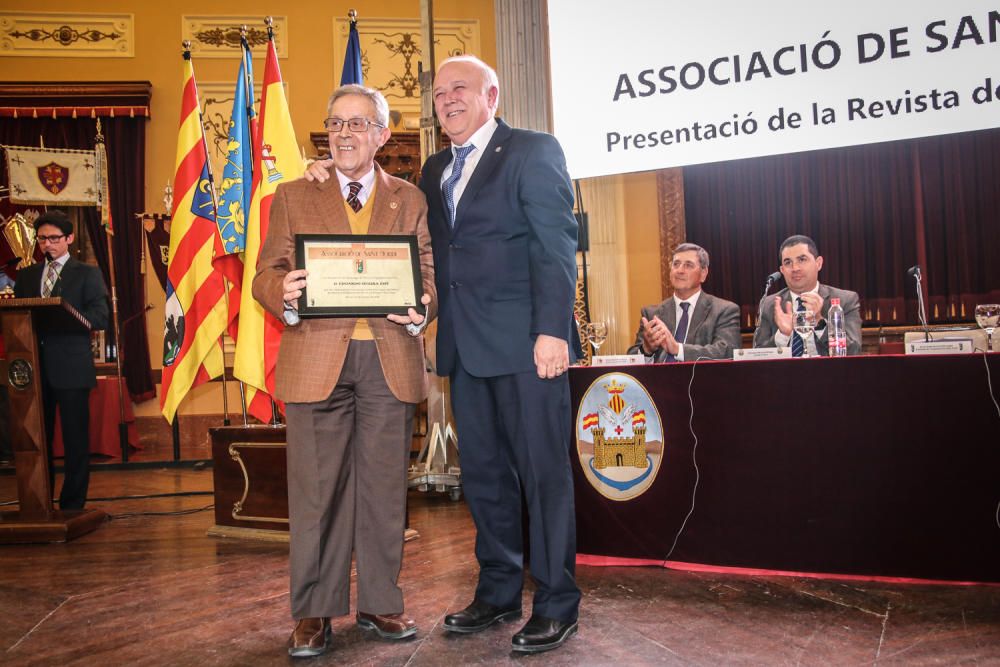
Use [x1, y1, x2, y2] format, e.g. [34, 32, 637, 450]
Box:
[253, 84, 436, 659]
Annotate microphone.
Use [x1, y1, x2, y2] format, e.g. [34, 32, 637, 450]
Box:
[907, 265, 930, 342]
[755, 271, 783, 333]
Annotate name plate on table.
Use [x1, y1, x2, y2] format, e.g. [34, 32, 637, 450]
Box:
[733, 347, 793, 361]
[591, 354, 647, 366]
[906, 339, 974, 355]
[295, 234, 424, 318]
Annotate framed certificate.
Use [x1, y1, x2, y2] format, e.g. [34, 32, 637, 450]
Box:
[295, 234, 424, 318]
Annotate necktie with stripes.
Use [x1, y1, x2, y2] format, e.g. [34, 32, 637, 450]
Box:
[346, 181, 363, 213]
[792, 297, 805, 357]
[442, 144, 475, 226]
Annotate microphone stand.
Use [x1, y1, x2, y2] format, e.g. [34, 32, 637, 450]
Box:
[913, 268, 930, 342]
[755, 273, 779, 332]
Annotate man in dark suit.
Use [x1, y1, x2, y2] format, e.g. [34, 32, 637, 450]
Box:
[255, 85, 436, 659]
[422, 55, 580, 654]
[14, 210, 108, 510]
[627, 243, 741, 361]
[753, 234, 862, 356]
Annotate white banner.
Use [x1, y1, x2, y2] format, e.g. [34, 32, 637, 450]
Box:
[3, 145, 99, 206]
[547, 1, 1000, 178]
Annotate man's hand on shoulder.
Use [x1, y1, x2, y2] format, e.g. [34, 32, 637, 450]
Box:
[303, 158, 334, 183]
[534, 334, 568, 379]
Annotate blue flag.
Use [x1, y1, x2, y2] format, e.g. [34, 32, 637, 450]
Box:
[341, 19, 363, 85]
[217, 40, 255, 256]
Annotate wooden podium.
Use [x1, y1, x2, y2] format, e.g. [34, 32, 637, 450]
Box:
[0, 297, 107, 543]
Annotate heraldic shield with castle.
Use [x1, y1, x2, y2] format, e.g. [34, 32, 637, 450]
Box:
[576, 372, 664, 501]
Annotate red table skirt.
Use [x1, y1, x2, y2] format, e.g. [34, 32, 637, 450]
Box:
[53, 376, 139, 458]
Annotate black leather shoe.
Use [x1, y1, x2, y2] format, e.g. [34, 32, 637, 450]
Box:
[444, 599, 522, 634]
[511, 614, 578, 653]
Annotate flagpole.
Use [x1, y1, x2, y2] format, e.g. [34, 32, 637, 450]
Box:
[238, 26, 254, 427]
[185, 40, 232, 426]
[94, 118, 130, 462]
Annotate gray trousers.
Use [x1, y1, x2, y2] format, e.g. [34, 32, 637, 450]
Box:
[285, 340, 415, 619]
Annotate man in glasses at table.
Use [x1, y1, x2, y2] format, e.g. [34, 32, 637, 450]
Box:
[13, 209, 109, 510]
[252, 84, 436, 658]
[753, 234, 862, 356]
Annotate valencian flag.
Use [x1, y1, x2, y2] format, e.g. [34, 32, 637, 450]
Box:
[340, 13, 363, 85]
[160, 50, 228, 423]
[233, 27, 304, 422]
[213, 36, 257, 341]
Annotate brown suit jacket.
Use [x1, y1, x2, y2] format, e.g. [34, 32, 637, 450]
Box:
[252, 164, 437, 405]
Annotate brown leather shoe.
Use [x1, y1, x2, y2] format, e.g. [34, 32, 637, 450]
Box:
[287, 617, 331, 657]
[356, 611, 417, 639]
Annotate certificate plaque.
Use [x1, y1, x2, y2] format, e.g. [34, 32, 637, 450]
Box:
[295, 234, 424, 318]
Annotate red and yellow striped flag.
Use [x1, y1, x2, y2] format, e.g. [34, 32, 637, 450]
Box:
[160, 52, 228, 423]
[582, 413, 600, 430]
[233, 33, 304, 422]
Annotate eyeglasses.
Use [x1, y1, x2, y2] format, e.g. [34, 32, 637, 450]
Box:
[323, 117, 386, 133]
[37, 234, 67, 243]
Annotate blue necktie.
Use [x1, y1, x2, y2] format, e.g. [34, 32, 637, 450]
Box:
[442, 144, 475, 226]
[792, 297, 805, 357]
[663, 302, 690, 362]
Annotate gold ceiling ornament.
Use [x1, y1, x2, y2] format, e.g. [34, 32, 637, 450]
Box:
[0, 12, 133, 57]
[182, 15, 287, 58]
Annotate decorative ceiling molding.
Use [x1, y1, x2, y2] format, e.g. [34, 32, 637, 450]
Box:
[333, 17, 480, 114]
[0, 12, 134, 58]
[182, 15, 287, 59]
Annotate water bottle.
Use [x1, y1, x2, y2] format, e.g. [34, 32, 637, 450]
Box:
[828, 297, 847, 357]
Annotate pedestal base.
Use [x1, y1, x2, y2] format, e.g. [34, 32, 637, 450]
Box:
[0, 509, 108, 543]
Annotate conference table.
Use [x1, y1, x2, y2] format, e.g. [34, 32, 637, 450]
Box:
[52, 376, 139, 458]
[569, 353, 1000, 584]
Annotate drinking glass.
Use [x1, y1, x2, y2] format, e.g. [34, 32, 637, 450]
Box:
[793, 309, 816, 357]
[975, 303, 1000, 352]
[586, 321, 608, 355]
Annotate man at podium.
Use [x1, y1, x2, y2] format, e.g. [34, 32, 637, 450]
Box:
[13, 210, 109, 510]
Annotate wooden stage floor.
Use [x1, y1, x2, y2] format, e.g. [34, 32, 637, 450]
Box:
[0, 468, 998, 666]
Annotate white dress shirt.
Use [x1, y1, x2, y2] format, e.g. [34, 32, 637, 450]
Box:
[773, 283, 827, 350]
[671, 290, 702, 361]
[440, 117, 499, 208]
[335, 165, 376, 207]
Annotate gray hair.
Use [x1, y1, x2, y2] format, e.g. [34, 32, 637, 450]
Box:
[327, 84, 390, 128]
[438, 54, 501, 112]
[673, 242, 710, 269]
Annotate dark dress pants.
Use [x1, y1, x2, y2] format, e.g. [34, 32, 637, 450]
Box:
[42, 382, 92, 511]
[450, 355, 581, 623]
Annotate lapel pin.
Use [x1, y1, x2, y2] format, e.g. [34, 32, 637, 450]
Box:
[390, 201, 398, 209]
[495, 146, 502, 152]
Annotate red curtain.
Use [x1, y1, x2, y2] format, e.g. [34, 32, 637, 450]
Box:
[683, 127, 1000, 329]
[0, 115, 155, 401]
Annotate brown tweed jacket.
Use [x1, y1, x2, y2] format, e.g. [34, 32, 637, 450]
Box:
[252, 164, 437, 405]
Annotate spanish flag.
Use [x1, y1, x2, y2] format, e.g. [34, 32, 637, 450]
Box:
[582, 412, 600, 430]
[233, 29, 304, 422]
[632, 409, 646, 428]
[160, 50, 228, 423]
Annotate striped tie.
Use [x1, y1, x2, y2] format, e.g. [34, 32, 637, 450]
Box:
[42, 261, 60, 297]
[442, 144, 475, 226]
[791, 297, 805, 357]
[346, 181, 363, 213]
